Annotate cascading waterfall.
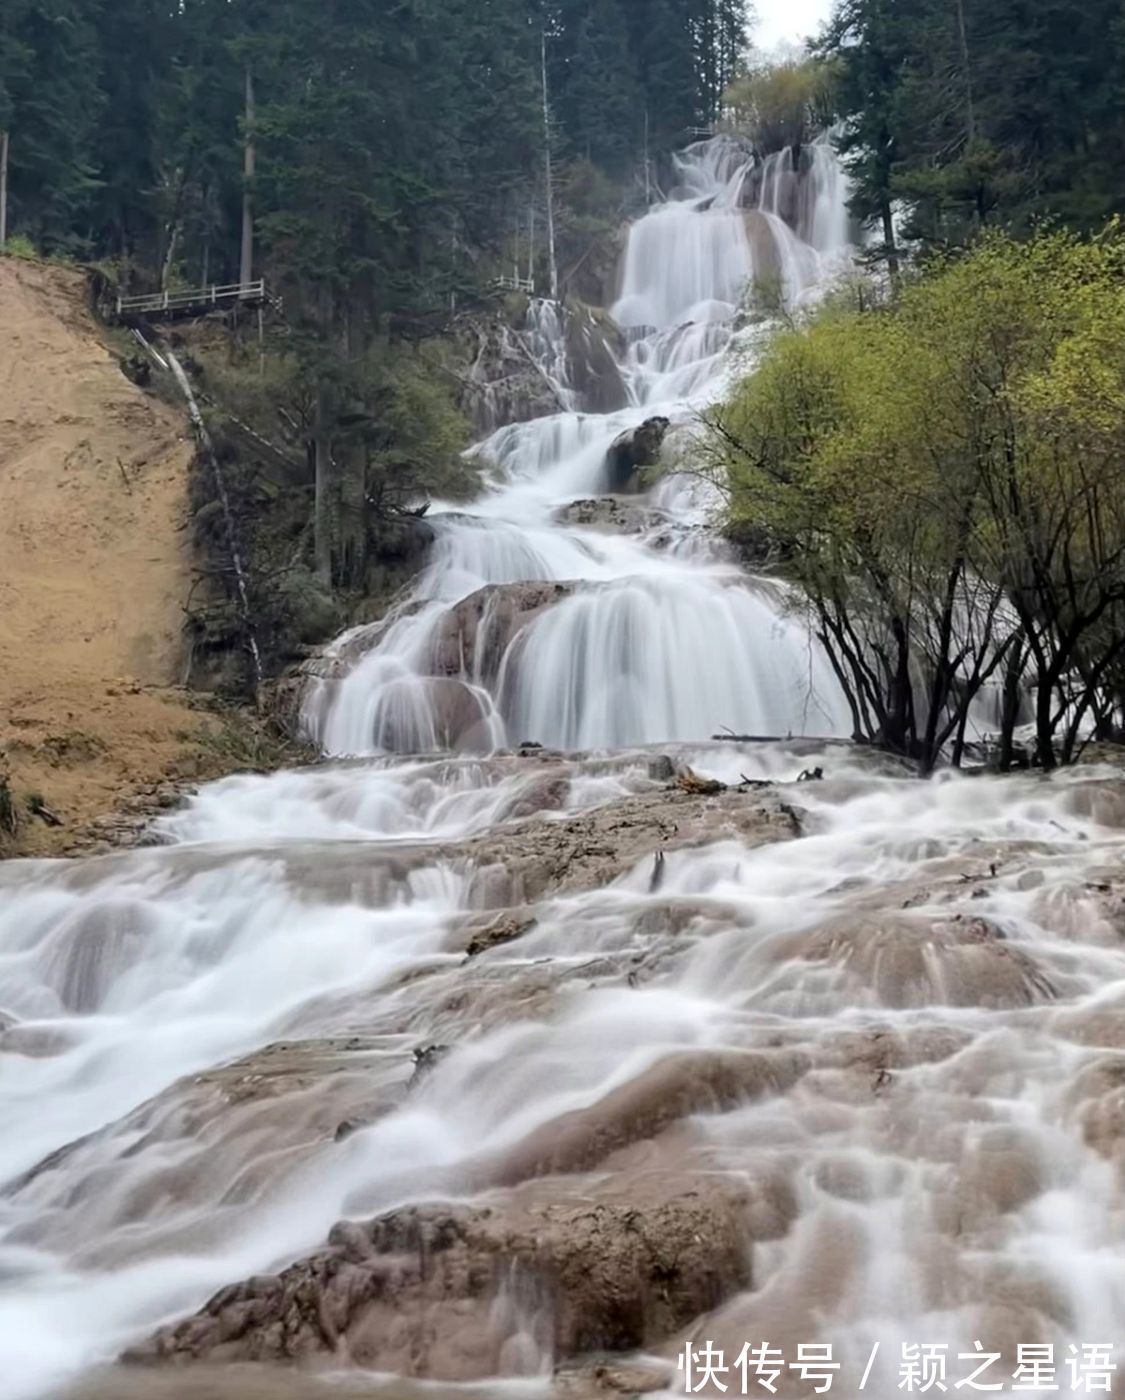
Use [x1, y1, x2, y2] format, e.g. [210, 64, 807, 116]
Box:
[307, 136, 857, 758]
[498, 574, 849, 750]
[9, 135, 1119, 1400]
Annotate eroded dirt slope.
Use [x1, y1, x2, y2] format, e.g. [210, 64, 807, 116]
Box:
[0, 258, 214, 854]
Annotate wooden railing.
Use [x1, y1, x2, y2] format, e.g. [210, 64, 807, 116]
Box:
[491, 274, 535, 294]
[115, 279, 267, 318]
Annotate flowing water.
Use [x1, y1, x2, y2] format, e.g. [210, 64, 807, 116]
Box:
[303, 135, 854, 760]
[2, 140, 1125, 1400]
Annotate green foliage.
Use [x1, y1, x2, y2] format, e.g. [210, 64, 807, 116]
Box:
[0, 1, 105, 250]
[710, 228, 1125, 768]
[548, 0, 746, 167]
[1, 233, 40, 260]
[723, 58, 833, 154]
[191, 703, 308, 773]
[0, 775, 16, 837]
[819, 0, 1125, 258]
[181, 330, 475, 690]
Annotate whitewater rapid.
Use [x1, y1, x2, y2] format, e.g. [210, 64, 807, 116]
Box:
[2, 136, 1124, 1400]
[4, 750, 1125, 1397]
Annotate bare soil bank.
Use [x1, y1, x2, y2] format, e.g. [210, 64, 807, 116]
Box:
[0, 258, 270, 856]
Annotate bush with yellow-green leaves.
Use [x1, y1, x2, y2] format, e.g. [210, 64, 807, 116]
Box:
[707, 227, 1125, 771]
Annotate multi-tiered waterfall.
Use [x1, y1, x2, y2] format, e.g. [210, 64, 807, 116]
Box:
[304, 135, 856, 758]
[3, 138, 1125, 1400]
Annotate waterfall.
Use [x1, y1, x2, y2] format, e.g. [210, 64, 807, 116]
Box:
[498, 576, 848, 749]
[167, 350, 263, 695]
[307, 135, 857, 756]
[5, 132, 1125, 1400]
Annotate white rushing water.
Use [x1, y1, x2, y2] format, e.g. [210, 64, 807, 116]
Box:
[3, 138, 1124, 1400]
[304, 135, 856, 759]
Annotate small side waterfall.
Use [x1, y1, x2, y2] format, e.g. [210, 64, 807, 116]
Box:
[307, 134, 857, 756]
[167, 350, 263, 695]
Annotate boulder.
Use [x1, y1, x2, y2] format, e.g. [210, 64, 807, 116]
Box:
[371, 676, 496, 754]
[125, 1171, 760, 1378]
[553, 496, 671, 535]
[604, 417, 670, 494]
[428, 580, 576, 687]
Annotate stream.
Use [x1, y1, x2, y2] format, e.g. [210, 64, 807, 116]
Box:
[1, 137, 1124, 1399]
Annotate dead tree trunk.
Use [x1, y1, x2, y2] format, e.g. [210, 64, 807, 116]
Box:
[239, 68, 255, 287]
[313, 387, 332, 586]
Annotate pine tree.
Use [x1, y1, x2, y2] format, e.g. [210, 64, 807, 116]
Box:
[2, 0, 105, 251]
[554, 0, 643, 172]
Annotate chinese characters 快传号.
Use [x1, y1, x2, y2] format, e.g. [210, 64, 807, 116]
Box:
[678, 1341, 1119, 1393]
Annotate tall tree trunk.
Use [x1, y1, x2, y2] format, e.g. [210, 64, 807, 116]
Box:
[160, 215, 181, 290]
[998, 631, 1026, 769]
[953, 0, 976, 143]
[0, 129, 8, 251]
[335, 443, 367, 588]
[240, 67, 255, 286]
[880, 197, 900, 279]
[313, 388, 332, 586]
[540, 31, 558, 301]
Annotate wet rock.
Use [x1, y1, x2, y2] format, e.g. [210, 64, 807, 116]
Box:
[564, 306, 629, 414]
[557, 1360, 673, 1395]
[462, 912, 537, 958]
[1073, 1057, 1125, 1174]
[429, 581, 577, 687]
[739, 209, 788, 295]
[553, 496, 671, 535]
[127, 1173, 756, 1377]
[460, 786, 797, 906]
[479, 1048, 807, 1186]
[675, 766, 725, 796]
[0, 1022, 81, 1058]
[375, 676, 496, 754]
[1063, 780, 1125, 829]
[408, 1043, 451, 1089]
[37, 901, 153, 1013]
[778, 912, 1057, 1009]
[604, 417, 670, 494]
[495, 772, 571, 821]
[645, 754, 676, 783]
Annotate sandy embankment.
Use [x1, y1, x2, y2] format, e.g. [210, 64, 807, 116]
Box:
[0, 258, 221, 854]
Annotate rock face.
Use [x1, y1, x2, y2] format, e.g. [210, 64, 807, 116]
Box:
[126, 1177, 756, 1377]
[563, 305, 628, 414]
[458, 781, 799, 906]
[458, 300, 628, 432]
[369, 675, 497, 753]
[428, 580, 576, 687]
[604, 417, 670, 493]
[460, 309, 562, 433]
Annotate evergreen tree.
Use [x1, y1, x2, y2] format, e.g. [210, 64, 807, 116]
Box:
[554, 0, 643, 172]
[821, 0, 1125, 252]
[2, 0, 104, 251]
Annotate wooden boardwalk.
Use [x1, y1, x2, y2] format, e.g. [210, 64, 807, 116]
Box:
[114, 279, 268, 321]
